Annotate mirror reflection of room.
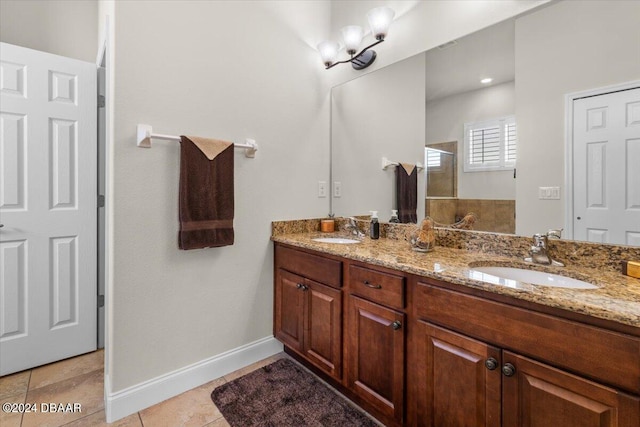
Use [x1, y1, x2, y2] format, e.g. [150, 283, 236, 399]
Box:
[330, 0, 639, 245]
[424, 19, 516, 234]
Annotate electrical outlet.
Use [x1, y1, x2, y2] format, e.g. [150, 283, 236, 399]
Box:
[318, 181, 327, 198]
[333, 181, 342, 198]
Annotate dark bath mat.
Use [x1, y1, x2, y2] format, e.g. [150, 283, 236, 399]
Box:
[211, 358, 379, 427]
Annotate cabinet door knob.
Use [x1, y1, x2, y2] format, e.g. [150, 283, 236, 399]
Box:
[485, 357, 498, 371]
[502, 363, 516, 377]
[363, 280, 382, 289]
[296, 283, 303, 289]
[391, 320, 402, 330]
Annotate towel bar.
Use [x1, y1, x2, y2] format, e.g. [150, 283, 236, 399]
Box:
[136, 124, 258, 158]
[381, 156, 424, 171]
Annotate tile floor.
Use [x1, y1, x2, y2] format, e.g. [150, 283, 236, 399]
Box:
[0, 350, 286, 427]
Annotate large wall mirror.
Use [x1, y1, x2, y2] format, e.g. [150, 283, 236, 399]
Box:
[330, 0, 640, 246]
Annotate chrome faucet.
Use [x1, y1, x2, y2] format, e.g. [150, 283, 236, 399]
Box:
[525, 229, 564, 266]
[344, 217, 365, 238]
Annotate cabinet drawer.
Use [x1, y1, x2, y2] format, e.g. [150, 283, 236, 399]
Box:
[415, 281, 640, 394]
[276, 245, 342, 288]
[349, 265, 405, 310]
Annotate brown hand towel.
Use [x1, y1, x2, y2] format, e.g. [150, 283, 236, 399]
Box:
[179, 136, 234, 249]
[396, 163, 418, 224]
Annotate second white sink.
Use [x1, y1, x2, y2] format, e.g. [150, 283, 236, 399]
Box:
[468, 266, 598, 289]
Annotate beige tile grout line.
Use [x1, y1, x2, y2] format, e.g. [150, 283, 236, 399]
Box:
[20, 370, 32, 426]
[58, 368, 105, 427]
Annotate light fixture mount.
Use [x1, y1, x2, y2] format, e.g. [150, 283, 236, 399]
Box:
[350, 48, 377, 70]
[317, 6, 394, 71]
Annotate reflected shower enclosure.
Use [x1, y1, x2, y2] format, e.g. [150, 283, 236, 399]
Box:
[425, 142, 456, 198]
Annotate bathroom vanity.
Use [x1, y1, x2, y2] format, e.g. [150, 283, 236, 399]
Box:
[272, 221, 640, 427]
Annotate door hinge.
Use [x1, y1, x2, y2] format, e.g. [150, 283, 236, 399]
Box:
[98, 295, 105, 307]
[97, 194, 105, 208]
[98, 95, 105, 108]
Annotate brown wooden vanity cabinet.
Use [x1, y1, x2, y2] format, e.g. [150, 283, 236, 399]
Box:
[274, 245, 343, 380]
[273, 243, 640, 426]
[346, 264, 407, 425]
[413, 280, 640, 427]
[502, 351, 640, 427]
[414, 321, 502, 426]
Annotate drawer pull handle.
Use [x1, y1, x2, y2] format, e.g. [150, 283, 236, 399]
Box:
[391, 320, 402, 330]
[485, 358, 498, 371]
[502, 363, 516, 377]
[363, 280, 382, 289]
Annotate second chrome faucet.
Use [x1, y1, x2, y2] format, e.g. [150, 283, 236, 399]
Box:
[525, 229, 564, 266]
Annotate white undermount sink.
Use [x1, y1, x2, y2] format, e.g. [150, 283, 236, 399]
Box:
[467, 266, 598, 289]
[312, 237, 361, 244]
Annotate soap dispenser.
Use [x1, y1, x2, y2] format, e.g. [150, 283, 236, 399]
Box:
[389, 210, 399, 223]
[369, 211, 380, 239]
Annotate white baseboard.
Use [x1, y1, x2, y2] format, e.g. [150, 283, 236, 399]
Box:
[104, 336, 283, 423]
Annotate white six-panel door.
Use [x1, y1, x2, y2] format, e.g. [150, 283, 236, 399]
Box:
[0, 43, 97, 375]
[573, 87, 640, 246]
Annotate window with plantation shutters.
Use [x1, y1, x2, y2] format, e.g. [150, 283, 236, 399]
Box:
[464, 116, 516, 172]
[426, 148, 442, 170]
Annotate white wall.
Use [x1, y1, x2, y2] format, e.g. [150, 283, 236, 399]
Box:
[515, 0, 640, 236]
[0, 0, 98, 62]
[108, 0, 330, 394]
[426, 81, 516, 200]
[332, 53, 425, 220]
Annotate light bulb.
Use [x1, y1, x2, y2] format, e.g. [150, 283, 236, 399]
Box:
[367, 7, 395, 40]
[317, 41, 339, 67]
[341, 25, 363, 55]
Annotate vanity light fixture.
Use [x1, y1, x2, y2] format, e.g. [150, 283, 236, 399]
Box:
[481, 77, 493, 84]
[317, 6, 395, 70]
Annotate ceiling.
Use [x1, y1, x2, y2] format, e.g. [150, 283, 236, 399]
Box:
[425, 18, 515, 102]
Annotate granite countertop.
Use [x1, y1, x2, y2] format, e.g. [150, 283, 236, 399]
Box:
[272, 232, 640, 329]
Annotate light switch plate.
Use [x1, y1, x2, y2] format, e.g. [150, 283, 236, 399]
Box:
[539, 186, 560, 200]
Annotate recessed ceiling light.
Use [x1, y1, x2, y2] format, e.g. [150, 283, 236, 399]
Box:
[481, 78, 493, 84]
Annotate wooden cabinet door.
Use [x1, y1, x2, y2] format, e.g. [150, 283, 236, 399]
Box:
[274, 269, 305, 351]
[502, 351, 640, 427]
[347, 295, 405, 424]
[414, 321, 502, 427]
[304, 280, 342, 380]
